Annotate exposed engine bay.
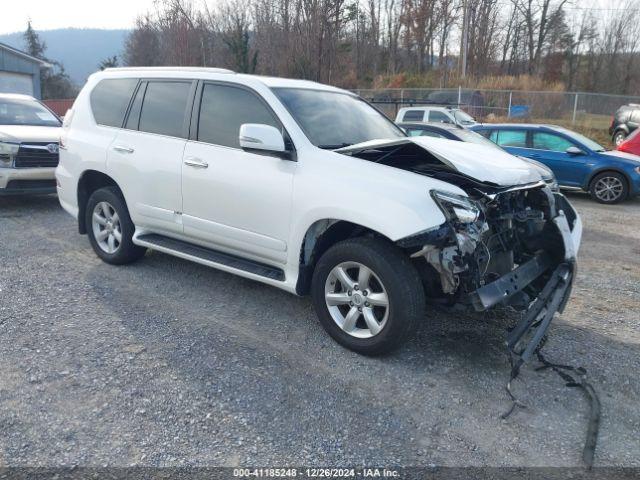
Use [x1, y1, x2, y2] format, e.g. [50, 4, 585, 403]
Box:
[341, 140, 578, 311]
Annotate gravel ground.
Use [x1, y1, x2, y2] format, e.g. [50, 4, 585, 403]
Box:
[0, 192, 638, 468]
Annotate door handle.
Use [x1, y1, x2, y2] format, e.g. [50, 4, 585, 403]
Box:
[113, 145, 134, 154]
[184, 157, 209, 169]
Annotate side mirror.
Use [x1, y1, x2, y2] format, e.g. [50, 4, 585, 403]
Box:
[566, 146, 584, 155]
[239, 124, 286, 154]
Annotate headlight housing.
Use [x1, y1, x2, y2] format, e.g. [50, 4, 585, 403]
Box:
[431, 190, 482, 224]
[0, 141, 19, 167]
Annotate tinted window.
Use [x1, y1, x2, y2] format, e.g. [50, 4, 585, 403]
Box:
[125, 83, 145, 130]
[90, 79, 138, 127]
[138, 81, 192, 137]
[428, 111, 452, 123]
[532, 132, 574, 152]
[407, 128, 444, 138]
[494, 130, 527, 147]
[197, 84, 280, 148]
[402, 110, 425, 122]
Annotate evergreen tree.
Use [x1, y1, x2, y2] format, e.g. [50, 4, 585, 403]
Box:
[23, 20, 46, 59]
[99, 56, 119, 70]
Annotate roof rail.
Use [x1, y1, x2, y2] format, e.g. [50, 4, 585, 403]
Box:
[103, 67, 235, 74]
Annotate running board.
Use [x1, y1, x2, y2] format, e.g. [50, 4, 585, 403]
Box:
[135, 233, 285, 281]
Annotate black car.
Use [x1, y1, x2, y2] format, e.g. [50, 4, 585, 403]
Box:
[398, 122, 559, 191]
[609, 104, 640, 146]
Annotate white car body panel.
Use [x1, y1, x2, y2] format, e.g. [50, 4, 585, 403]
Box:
[56, 68, 580, 297]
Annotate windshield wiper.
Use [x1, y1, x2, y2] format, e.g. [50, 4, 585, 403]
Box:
[317, 143, 353, 150]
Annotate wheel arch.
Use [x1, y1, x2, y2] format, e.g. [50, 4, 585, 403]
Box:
[295, 219, 394, 295]
[77, 170, 122, 234]
[586, 167, 631, 192]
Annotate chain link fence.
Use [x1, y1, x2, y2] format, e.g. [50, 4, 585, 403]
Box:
[356, 87, 640, 142]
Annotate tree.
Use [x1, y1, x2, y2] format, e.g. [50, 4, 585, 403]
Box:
[98, 56, 119, 70]
[22, 22, 77, 99]
[23, 20, 46, 59]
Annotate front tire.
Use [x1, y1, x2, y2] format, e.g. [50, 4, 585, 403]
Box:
[85, 187, 146, 264]
[311, 237, 425, 355]
[589, 171, 628, 204]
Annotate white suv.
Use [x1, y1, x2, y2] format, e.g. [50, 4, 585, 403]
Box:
[395, 106, 476, 126]
[57, 68, 582, 355]
[0, 94, 61, 195]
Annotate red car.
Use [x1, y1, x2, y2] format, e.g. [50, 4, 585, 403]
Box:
[617, 128, 640, 156]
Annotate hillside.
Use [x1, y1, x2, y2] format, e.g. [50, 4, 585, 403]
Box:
[0, 28, 129, 85]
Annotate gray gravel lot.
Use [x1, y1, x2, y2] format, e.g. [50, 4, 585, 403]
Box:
[0, 193, 638, 467]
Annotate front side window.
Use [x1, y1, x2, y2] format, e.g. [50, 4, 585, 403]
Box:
[402, 110, 425, 122]
[90, 78, 138, 127]
[493, 129, 527, 148]
[197, 84, 280, 148]
[274, 88, 405, 148]
[532, 132, 575, 152]
[428, 111, 452, 123]
[0, 98, 60, 127]
[138, 81, 192, 138]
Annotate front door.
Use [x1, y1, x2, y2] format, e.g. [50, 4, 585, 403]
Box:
[528, 131, 590, 187]
[181, 82, 296, 264]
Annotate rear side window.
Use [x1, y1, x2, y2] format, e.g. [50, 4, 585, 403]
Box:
[138, 81, 192, 138]
[402, 110, 425, 122]
[427, 111, 452, 123]
[492, 129, 527, 147]
[90, 79, 138, 127]
[197, 84, 280, 148]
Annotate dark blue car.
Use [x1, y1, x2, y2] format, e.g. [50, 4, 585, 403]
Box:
[471, 123, 640, 204]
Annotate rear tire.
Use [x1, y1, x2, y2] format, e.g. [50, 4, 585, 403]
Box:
[589, 171, 628, 204]
[613, 130, 626, 146]
[311, 237, 425, 355]
[85, 187, 146, 264]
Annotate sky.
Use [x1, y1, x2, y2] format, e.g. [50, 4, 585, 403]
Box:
[0, 0, 158, 34]
[0, 0, 625, 35]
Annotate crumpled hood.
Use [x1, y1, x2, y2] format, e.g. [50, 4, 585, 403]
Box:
[601, 149, 640, 165]
[0, 125, 61, 143]
[337, 136, 542, 186]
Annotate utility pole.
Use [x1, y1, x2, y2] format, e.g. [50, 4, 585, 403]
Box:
[461, 0, 468, 78]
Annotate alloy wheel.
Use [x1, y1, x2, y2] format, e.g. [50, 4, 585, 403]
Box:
[92, 201, 122, 254]
[324, 261, 389, 339]
[593, 176, 624, 202]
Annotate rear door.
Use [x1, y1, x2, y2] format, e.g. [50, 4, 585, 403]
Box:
[107, 79, 195, 234]
[180, 82, 296, 264]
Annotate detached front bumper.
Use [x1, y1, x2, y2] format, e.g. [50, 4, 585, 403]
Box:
[0, 167, 57, 195]
[472, 195, 581, 365]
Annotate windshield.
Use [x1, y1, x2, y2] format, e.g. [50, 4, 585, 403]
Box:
[453, 109, 475, 124]
[273, 88, 405, 148]
[557, 127, 605, 152]
[0, 98, 61, 127]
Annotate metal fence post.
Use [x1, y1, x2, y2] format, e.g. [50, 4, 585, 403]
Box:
[572, 93, 579, 125]
[507, 91, 513, 118]
[458, 86, 462, 106]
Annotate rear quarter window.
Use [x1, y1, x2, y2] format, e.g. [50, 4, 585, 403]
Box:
[402, 110, 425, 122]
[90, 79, 138, 127]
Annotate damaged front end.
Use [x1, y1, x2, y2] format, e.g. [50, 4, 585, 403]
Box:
[398, 181, 581, 367]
